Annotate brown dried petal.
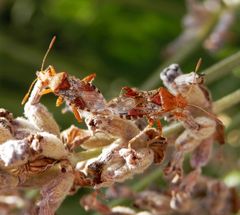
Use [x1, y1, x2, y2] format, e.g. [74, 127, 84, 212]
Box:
[0, 108, 13, 121]
[79, 139, 154, 188]
[0, 169, 19, 189]
[12, 117, 39, 139]
[99, 147, 154, 187]
[111, 206, 135, 215]
[191, 137, 213, 168]
[134, 191, 172, 215]
[80, 192, 111, 215]
[35, 164, 74, 215]
[61, 125, 115, 150]
[0, 125, 13, 145]
[176, 116, 216, 152]
[87, 115, 140, 141]
[149, 137, 167, 164]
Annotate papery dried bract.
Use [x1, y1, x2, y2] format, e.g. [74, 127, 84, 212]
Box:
[135, 191, 172, 215]
[0, 139, 30, 167]
[36, 163, 74, 215]
[24, 102, 60, 136]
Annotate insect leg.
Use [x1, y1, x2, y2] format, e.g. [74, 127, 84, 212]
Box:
[40, 88, 53, 96]
[71, 105, 82, 123]
[82, 73, 96, 83]
[56, 96, 64, 107]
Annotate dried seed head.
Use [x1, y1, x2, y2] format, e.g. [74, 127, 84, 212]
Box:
[105, 185, 134, 199]
[0, 169, 19, 189]
[81, 132, 116, 149]
[175, 116, 216, 152]
[61, 125, 91, 150]
[12, 117, 39, 140]
[170, 191, 191, 212]
[30, 132, 68, 160]
[86, 115, 140, 141]
[72, 171, 92, 188]
[134, 191, 172, 214]
[127, 127, 167, 164]
[10, 157, 57, 181]
[119, 148, 154, 173]
[136, 212, 153, 215]
[111, 206, 136, 215]
[36, 167, 74, 215]
[0, 121, 13, 144]
[24, 103, 60, 136]
[98, 147, 154, 188]
[191, 137, 213, 169]
[0, 108, 13, 121]
[77, 139, 154, 188]
[80, 192, 111, 214]
[61, 125, 115, 150]
[0, 110, 14, 144]
[0, 192, 27, 215]
[0, 139, 30, 167]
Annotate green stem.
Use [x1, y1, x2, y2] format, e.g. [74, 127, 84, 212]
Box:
[163, 122, 183, 138]
[212, 89, 240, 114]
[132, 169, 163, 192]
[69, 148, 102, 166]
[109, 169, 164, 207]
[205, 51, 240, 84]
[226, 112, 240, 133]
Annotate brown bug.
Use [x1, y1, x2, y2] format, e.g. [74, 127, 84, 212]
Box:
[111, 84, 198, 132]
[113, 59, 224, 134]
[22, 36, 107, 123]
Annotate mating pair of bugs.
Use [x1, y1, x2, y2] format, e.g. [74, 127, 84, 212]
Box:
[21, 36, 223, 138]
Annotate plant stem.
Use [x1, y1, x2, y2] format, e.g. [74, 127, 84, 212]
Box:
[69, 148, 102, 166]
[132, 169, 164, 192]
[109, 169, 164, 207]
[212, 89, 240, 114]
[226, 112, 240, 133]
[163, 122, 183, 138]
[204, 51, 240, 84]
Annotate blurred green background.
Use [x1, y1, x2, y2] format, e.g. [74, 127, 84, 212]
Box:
[0, 0, 240, 214]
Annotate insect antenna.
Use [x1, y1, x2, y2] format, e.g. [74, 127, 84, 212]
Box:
[21, 36, 56, 105]
[187, 103, 224, 127]
[184, 58, 202, 99]
[41, 36, 56, 71]
[21, 78, 38, 105]
[195, 58, 202, 74]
